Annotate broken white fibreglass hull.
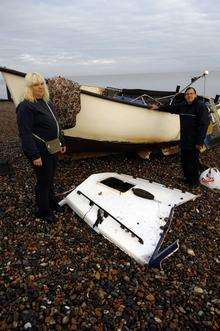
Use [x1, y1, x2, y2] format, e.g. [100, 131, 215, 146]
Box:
[60, 173, 197, 268]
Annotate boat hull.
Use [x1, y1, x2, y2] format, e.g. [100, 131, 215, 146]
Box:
[1, 68, 181, 148]
[64, 91, 180, 143]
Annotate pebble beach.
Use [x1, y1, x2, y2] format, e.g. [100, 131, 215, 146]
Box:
[0, 101, 219, 330]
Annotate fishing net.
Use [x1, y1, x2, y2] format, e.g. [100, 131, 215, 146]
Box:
[47, 77, 81, 129]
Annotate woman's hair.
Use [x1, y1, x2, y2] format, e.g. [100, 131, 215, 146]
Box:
[23, 72, 49, 102]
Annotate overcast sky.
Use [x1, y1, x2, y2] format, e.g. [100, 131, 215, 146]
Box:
[0, 0, 219, 76]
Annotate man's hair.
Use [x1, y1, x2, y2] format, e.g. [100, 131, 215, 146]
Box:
[185, 87, 197, 94]
[23, 72, 49, 102]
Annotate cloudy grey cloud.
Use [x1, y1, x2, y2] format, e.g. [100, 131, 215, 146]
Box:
[0, 0, 220, 76]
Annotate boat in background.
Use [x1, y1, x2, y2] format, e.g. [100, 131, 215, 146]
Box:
[0, 66, 219, 154]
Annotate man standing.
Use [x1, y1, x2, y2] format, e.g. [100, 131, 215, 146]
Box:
[151, 87, 210, 187]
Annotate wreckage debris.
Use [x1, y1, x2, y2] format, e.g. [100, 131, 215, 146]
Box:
[59, 173, 198, 267]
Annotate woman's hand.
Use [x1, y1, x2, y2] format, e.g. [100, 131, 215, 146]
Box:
[196, 144, 206, 152]
[33, 157, 43, 167]
[60, 146, 66, 154]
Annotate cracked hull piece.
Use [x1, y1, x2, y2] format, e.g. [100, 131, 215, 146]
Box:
[60, 173, 197, 267]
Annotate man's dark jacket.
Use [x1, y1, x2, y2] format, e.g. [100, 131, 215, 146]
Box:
[158, 98, 210, 149]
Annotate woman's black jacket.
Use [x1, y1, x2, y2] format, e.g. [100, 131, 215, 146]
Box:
[16, 99, 64, 160]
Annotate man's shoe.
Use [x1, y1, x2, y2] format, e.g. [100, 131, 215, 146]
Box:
[188, 181, 200, 189]
[35, 210, 44, 218]
[181, 177, 190, 184]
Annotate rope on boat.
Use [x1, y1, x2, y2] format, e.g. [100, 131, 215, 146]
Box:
[131, 94, 163, 105]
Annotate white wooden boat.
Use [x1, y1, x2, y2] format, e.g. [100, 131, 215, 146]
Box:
[60, 173, 197, 267]
[0, 67, 181, 153]
[1, 66, 219, 153]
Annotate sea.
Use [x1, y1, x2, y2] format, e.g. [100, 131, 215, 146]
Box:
[0, 71, 219, 99]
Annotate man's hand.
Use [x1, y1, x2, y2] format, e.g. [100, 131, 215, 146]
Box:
[33, 157, 42, 167]
[60, 146, 66, 154]
[149, 104, 159, 110]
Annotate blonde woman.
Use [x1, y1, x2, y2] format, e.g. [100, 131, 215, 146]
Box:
[16, 72, 66, 223]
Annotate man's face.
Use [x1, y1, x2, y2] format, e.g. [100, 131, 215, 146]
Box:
[185, 88, 197, 104]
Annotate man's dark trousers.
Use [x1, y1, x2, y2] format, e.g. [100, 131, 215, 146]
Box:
[181, 148, 200, 184]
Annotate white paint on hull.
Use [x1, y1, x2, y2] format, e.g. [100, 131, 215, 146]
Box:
[64, 93, 180, 143]
[3, 72, 25, 106]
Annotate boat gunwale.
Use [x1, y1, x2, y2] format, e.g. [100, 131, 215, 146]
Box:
[0, 66, 26, 78]
[80, 89, 152, 109]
